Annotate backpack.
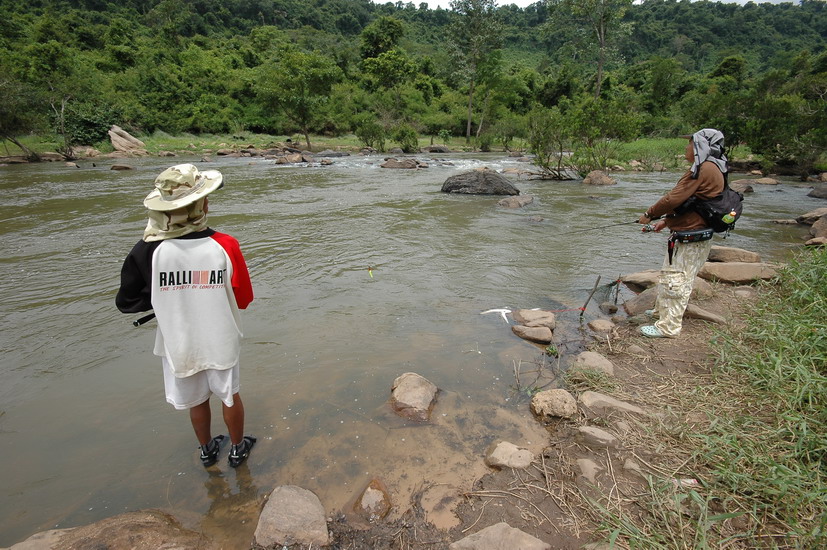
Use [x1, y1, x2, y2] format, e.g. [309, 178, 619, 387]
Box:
[675, 181, 744, 234]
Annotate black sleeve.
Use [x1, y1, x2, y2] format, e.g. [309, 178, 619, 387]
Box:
[115, 240, 158, 313]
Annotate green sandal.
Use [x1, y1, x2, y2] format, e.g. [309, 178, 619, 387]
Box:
[199, 435, 226, 467]
[640, 325, 669, 338]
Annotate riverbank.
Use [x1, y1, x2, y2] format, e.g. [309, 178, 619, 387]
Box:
[4, 131, 760, 174]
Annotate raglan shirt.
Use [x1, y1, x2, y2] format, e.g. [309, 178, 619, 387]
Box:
[116, 229, 253, 378]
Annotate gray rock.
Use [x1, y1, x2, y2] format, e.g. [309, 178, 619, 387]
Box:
[729, 181, 754, 194]
[810, 216, 827, 238]
[707, 245, 761, 263]
[588, 319, 615, 333]
[108, 124, 146, 154]
[449, 522, 551, 550]
[354, 479, 392, 521]
[390, 372, 439, 421]
[580, 391, 645, 415]
[582, 170, 616, 186]
[796, 207, 827, 225]
[684, 304, 727, 324]
[497, 195, 534, 208]
[422, 145, 452, 153]
[578, 426, 618, 448]
[441, 169, 520, 195]
[531, 388, 578, 419]
[576, 458, 603, 483]
[699, 262, 779, 284]
[6, 529, 72, 550]
[315, 149, 351, 157]
[807, 184, 827, 199]
[110, 164, 133, 170]
[733, 285, 758, 299]
[14, 510, 215, 550]
[512, 309, 556, 330]
[255, 485, 329, 548]
[381, 158, 420, 169]
[570, 351, 615, 376]
[805, 236, 827, 247]
[754, 177, 780, 185]
[621, 270, 659, 291]
[511, 324, 553, 343]
[485, 441, 534, 469]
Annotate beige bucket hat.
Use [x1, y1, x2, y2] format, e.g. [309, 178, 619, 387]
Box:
[143, 163, 223, 211]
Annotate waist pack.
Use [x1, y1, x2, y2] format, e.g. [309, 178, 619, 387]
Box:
[671, 227, 714, 243]
[667, 228, 714, 264]
[675, 184, 744, 233]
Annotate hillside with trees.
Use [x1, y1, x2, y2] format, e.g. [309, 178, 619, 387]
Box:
[1, 0, 826, 175]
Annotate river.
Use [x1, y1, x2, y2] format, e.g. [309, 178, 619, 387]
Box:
[0, 152, 818, 547]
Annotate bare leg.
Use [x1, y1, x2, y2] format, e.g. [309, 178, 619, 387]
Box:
[189, 399, 212, 446]
[223, 393, 245, 445]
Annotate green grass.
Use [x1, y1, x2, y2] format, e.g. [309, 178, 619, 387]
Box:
[592, 249, 827, 548]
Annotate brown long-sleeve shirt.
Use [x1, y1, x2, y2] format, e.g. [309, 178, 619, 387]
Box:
[646, 161, 725, 231]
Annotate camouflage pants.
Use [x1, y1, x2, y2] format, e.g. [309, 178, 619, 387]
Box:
[653, 238, 713, 337]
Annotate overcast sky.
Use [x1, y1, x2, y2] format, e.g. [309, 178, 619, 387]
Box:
[373, 0, 796, 9]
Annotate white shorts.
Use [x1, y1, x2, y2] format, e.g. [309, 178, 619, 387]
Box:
[161, 357, 240, 410]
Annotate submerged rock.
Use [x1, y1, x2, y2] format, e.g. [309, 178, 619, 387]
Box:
[354, 479, 392, 521]
[390, 372, 439, 421]
[485, 441, 534, 470]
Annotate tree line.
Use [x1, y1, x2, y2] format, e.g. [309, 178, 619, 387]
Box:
[1, 0, 825, 176]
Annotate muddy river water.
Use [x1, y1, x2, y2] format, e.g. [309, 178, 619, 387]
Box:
[0, 152, 818, 547]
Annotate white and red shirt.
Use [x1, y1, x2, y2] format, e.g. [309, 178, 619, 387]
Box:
[116, 229, 253, 377]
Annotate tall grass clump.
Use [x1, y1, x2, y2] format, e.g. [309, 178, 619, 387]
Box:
[701, 248, 827, 544]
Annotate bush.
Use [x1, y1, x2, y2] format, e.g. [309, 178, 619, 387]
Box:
[391, 123, 419, 153]
[355, 119, 386, 151]
[57, 101, 121, 146]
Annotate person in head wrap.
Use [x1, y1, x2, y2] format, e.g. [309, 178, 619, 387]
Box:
[116, 164, 257, 467]
[637, 129, 728, 338]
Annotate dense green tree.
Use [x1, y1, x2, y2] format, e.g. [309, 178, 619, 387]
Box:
[546, 0, 633, 97]
[359, 15, 404, 59]
[255, 47, 343, 148]
[448, 0, 504, 145]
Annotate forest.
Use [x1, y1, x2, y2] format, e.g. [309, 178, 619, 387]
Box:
[1, 0, 826, 176]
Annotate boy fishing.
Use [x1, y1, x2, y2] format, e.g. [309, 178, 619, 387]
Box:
[116, 163, 256, 467]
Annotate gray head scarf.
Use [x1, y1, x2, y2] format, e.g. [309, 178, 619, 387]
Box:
[690, 128, 728, 179]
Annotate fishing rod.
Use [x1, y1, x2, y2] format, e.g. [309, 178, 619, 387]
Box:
[133, 312, 155, 326]
[562, 216, 663, 235]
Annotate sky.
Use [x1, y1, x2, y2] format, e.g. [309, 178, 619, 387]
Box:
[373, 0, 795, 9]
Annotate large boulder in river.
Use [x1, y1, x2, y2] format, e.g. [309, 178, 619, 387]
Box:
[808, 184, 827, 199]
[582, 170, 616, 186]
[108, 125, 147, 155]
[796, 207, 827, 225]
[441, 169, 519, 195]
[381, 158, 424, 169]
